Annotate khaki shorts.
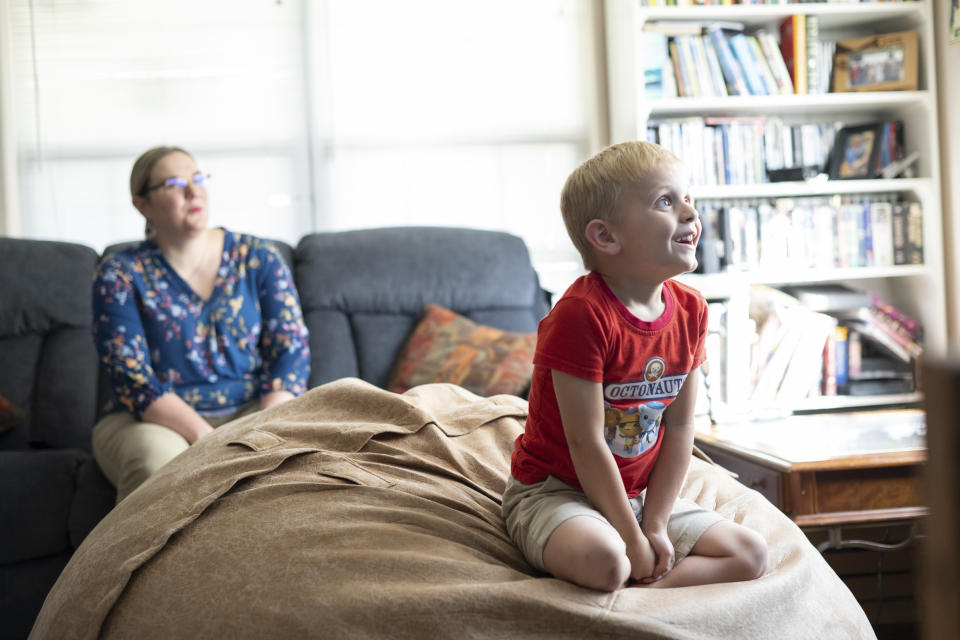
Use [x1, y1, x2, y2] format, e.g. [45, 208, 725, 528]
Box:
[502, 474, 723, 572]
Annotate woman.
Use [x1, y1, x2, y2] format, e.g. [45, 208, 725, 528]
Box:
[92, 146, 310, 502]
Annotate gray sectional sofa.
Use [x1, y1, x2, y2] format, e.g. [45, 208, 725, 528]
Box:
[0, 227, 549, 639]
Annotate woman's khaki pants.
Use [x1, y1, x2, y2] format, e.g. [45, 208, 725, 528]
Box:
[92, 405, 257, 503]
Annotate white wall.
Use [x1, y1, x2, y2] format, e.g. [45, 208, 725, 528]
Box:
[0, 0, 20, 237]
[935, 1, 960, 351]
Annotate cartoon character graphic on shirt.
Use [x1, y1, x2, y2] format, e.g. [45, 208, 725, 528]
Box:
[604, 402, 665, 457]
[602, 356, 684, 458]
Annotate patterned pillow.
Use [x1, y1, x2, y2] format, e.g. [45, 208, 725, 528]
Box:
[0, 394, 25, 433]
[388, 304, 537, 397]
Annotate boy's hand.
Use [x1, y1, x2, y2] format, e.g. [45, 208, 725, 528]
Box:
[625, 537, 657, 584]
[640, 526, 675, 583]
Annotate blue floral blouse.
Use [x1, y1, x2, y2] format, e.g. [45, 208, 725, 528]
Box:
[92, 230, 311, 419]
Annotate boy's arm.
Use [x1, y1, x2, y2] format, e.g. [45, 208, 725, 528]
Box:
[551, 369, 654, 582]
[639, 367, 700, 582]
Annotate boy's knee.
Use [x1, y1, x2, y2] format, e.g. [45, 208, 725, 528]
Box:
[584, 542, 632, 592]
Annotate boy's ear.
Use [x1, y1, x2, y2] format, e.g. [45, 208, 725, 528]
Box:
[584, 218, 621, 256]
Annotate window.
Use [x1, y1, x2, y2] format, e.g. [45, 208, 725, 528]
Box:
[6, 0, 599, 285]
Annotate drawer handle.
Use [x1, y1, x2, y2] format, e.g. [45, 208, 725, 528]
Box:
[747, 479, 767, 490]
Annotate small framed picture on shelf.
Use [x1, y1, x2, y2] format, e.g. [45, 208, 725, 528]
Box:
[953, 0, 960, 44]
[828, 124, 883, 180]
[832, 30, 918, 92]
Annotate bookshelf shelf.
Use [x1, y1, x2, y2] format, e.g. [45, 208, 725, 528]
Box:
[691, 177, 934, 200]
[789, 391, 922, 413]
[679, 264, 932, 300]
[605, 0, 945, 419]
[635, 3, 924, 27]
[643, 91, 933, 118]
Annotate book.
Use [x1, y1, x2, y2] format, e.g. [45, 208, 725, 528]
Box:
[875, 121, 904, 175]
[639, 31, 674, 100]
[780, 284, 872, 313]
[748, 286, 835, 405]
[842, 309, 921, 363]
[892, 202, 909, 265]
[746, 35, 780, 96]
[729, 32, 768, 95]
[870, 293, 921, 342]
[668, 39, 689, 98]
[779, 14, 807, 94]
[834, 325, 849, 387]
[822, 329, 837, 396]
[805, 15, 820, 94]
[676, 35, 702, 97]
[776, 307, 836, 403]
[891, 201, 924, 265]
[846, 378, 914, 396]
[755, 29, 794, 95]
[847, 329, 861, 382]
[690, 34, 719, 96]
[907, 202, 924, 264]
[706, 24, 749, 96]
[864, 302, 924, 358]
[869, 201, 894, 267]
[700, 35, 730, 98]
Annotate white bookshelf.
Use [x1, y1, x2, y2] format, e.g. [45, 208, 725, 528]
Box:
[604, 0, 945, 418]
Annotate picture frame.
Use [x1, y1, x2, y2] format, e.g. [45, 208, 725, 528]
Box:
[828, 124, 884, 180]
[832, 30, 919, 92]
[952, 0, 960, 44]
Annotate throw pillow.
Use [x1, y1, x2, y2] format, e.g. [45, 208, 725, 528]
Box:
[0, 394, 25, 433]
[388, 304, 537, 397]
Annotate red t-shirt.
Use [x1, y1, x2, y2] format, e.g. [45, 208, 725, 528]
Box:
[510, 272, 708, 498]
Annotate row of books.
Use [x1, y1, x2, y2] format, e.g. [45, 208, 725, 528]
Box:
[640, 17, 832, 99]
[645, 116, 842, 185]
[695, 196, 924, 274]
[747, 284, 921, 406]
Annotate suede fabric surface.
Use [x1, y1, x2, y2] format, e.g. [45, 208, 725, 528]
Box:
[32, 380, 874, 640]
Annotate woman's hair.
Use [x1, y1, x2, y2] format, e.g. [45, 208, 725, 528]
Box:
[130, 146, 193, 239]
[560, 141, 680, 270]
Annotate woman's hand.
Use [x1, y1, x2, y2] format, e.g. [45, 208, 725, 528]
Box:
[142, 393, 214, 444]
[259, 390, 295, 410]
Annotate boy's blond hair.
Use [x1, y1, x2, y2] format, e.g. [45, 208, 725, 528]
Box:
[560, 141, 681, 270]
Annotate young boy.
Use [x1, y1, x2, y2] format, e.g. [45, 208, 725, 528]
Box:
[503, 141, 767, 591]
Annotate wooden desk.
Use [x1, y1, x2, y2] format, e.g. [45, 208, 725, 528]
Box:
[695, 409, 927, 531]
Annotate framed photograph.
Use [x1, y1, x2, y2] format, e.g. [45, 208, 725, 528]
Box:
[828, 124, 883, 180]
[953, 0, 960, 44]
[833, 30, 918, 92]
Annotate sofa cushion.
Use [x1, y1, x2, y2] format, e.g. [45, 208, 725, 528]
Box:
[387, 304, 536, 397]
[0, 450, 86, 564]
[0, 238, 100, 451]
[295, 227, 550, 389]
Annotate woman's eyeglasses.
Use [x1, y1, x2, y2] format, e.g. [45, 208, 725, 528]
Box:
[145, 173, 211, 194]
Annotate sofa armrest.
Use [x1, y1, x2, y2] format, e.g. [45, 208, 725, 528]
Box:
[0, 450, 113, 564]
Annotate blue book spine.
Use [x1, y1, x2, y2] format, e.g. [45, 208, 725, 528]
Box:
[835, 328, 849, 386]
[719, 125, 731, 184]
[729, 33, 768, 96]
[706, 25, 748, 96]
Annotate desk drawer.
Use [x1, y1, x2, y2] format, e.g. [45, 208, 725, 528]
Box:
[697, 444, 782, 507]
[793, 465, 923, 517]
